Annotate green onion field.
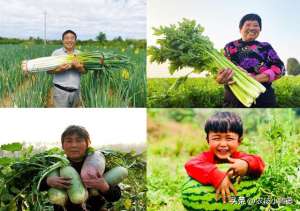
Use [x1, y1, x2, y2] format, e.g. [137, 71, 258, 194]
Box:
[147, 109, 300, 211]
[0, 42, 146, 107]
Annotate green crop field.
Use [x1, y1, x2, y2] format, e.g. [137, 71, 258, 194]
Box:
[0, 43, 146, 107]
[147, 76, 300, 108]
[147, 109, 300, 211]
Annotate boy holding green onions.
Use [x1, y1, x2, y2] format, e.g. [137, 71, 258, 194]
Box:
[48, 30, 86, 108]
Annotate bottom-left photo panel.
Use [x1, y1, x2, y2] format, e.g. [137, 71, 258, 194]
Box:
[0, 108, 146, 211]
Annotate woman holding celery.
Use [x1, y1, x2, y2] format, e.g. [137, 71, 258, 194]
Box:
[216, 13, 285, 107]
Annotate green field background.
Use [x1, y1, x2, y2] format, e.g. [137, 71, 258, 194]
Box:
[0, 42, 146, 107]
[147, 77, 300, 108]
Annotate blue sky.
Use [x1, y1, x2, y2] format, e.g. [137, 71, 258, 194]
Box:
[148, 0, 300, 65]
[0, 0, 146, 40]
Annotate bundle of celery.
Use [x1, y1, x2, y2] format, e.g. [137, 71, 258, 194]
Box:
[148, 18, 266, 107]
[24, 51, 131, 73]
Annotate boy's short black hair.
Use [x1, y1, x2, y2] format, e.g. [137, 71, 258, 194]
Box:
[239, 13, 262, 30]
[205, 112, 243, 139]
[61, 125, 90, 144]
[62, 30, 77, 40]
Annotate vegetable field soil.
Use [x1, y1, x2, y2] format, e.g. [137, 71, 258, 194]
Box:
[147, 109, 300, 211]
[0, 44, 146, 107]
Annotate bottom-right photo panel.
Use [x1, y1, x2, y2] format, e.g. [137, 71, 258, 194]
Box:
[147, 109, 300, 211]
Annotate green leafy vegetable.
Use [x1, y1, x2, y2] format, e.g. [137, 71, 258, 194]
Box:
[148, 18, 266, 107]
[0, 144, 69, 211]
[0, 142, 23, 152]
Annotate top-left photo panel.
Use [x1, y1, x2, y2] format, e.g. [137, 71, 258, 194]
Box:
[0, 0, 146, 108]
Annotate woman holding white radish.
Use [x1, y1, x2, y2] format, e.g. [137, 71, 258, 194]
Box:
[216, 13, 285, 107]
[41, 125, 128, 211]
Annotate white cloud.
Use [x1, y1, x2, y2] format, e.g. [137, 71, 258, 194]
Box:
[0, 0, 146, 39]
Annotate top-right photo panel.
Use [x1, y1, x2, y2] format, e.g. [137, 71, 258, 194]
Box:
[147, 0, 300, 108]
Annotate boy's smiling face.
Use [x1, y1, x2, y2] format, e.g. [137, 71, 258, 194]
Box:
[207, 131, 241, 160]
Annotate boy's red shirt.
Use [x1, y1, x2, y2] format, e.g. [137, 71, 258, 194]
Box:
[185, 150, 265, 189]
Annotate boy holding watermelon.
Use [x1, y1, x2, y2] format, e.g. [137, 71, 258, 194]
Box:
[185, 112, 265, 204]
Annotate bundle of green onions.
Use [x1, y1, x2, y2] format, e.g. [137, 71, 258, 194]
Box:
[148, 18, 266, 107]
[23, 51, 131, 73]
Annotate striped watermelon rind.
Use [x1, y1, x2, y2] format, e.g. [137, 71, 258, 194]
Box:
[182, 164, 260, 211]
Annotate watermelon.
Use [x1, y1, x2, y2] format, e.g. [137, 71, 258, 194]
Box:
[181, 164, 260, 211]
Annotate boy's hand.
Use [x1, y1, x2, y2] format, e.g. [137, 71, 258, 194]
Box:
[227, 157, 248, 177]
[216, 175, 237, 203]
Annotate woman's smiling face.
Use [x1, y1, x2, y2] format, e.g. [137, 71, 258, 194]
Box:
[208, 131, 241, 160]
[240, 20, 261, 42]
[62, 133, 88, 162]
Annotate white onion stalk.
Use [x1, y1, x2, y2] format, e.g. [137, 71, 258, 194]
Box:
[24, 55, 74, 72]
[21, 51, 131, 73]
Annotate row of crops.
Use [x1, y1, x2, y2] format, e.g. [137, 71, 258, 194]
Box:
[0, 43, 146, 107]
[147, 76, 300, 108]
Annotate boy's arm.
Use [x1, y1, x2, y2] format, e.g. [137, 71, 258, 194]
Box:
[185, 153, 227, 189]
[238, 153, 265, 178]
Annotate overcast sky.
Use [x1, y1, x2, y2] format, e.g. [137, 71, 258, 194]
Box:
[148, 0, 300, 77]
[0, 0, 146, 40]
[0, 108, 146, 148]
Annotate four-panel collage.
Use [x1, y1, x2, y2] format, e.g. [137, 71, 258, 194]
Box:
[0, 0, 299, 210]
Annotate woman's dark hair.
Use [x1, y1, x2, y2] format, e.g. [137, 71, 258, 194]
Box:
[61, 125, 90, 144]
[239, 13, 262, 30]
[205, 112, 243, 139]
[62, 30, 77, 40]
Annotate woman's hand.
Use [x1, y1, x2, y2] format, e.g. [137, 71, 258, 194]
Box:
[216, 175, 237, 203]
[227, 157, 248, 177]
[46, 176, 72, 189]
[253, 73, 270, 83]
[82, 177, 110, 193]
[216, 68, 235, 85]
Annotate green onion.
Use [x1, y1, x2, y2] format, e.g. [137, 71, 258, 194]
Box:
[24, 51, 132, 73]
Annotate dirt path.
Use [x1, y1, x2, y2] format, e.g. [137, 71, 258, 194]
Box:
[46, 87, 53, 107]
